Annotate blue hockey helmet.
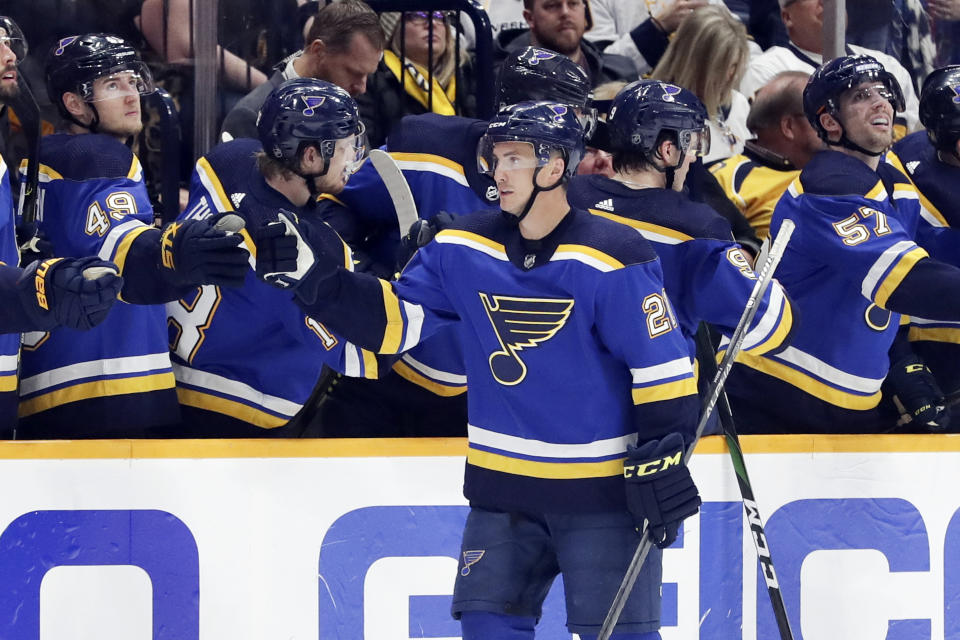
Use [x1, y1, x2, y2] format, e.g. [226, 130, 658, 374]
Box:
[477, 100, 585, 180]
[257, 77, 364, 174]
[45, 34, 154, 119]
[607, 79, 710, 167]
[496, 47, 592, 112]
[0, 16, 27, 62]
[919, 65, 960, 153]
[803, 54, 905, 143]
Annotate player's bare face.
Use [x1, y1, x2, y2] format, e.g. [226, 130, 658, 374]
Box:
[492, 141, 539, 214]
[90, 72, 144, 139]
[839, 82, 895, 153]
[0, 31, 19, 102]
[527, 0, 586, 57]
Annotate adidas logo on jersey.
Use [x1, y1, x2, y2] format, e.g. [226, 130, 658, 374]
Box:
[906, 161, 920, 175]
[231, 192, 246, 207]
[594, 198, 615, 212]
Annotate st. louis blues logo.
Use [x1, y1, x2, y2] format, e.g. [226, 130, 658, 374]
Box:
[54, 36, 79, 56]
[662, 84, 683, 102]
[461, 550, 485, 576]
[523, 49, 556, 65]
[549, 104, 568, 123]
[303, 95, 325, 116]
[480, 293, 574, 385]
[951, 84, 960, 104]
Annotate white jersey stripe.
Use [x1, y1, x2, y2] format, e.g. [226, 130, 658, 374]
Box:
[173, 364, 300, 417]
[861, 240, 918, 300]
[631, 357, 693, 384]
[469, 423, 637, 459]
[20, 353, 173, 395]
[98, 219, 148, 262]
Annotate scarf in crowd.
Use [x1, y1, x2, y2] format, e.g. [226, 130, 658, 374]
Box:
[383, 49, 457, 116]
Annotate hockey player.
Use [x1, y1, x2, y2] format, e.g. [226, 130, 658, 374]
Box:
[567, 80, 794, 386]
[0, 18, 124, 433]
[166, 77, 386, 436]
[314, 46, 595, 437]
[15, 34, 249, 438]
[256, 102, 702, 639]
[885, 65, 960, 429]
[726, 55, 960, 434]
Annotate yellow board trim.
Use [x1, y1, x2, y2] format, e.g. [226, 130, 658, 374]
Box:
[467, 447, 624, 479]
[378, 279, 404, 354]
[734, 350, 882, 410]
[631, 376, 697, 404]
[588, 209, 695, 242]
[392, 360, 466, 397]
[0, 374, 16, 393]
[908, 326, 960, 344]
[18, 372, 176, 418]
[176, 387, 287, 429]
[388, 152, 466, 177]
[874, 246, 928, 308]
[555, 243, 625, 270]
[742, 296, 794, 356]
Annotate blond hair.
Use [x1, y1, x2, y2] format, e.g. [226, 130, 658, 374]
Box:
[650, 6, 749, 118]
[382, 12, 459, 88]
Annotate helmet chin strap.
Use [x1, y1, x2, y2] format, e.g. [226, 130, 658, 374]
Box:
[500, 166, 566, 227]
[829, 111, 886, 157]
[295, 151, 331, 199]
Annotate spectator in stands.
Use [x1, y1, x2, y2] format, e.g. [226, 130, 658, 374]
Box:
[496, 0, 637, 88]
[358, 10, 476, 149]
[576, 80, 623, 177]
[220, 0, 383, 142]
[710, 70, 823, 239]
[740, 0, 921, 137]
[650, 5, 751, 164]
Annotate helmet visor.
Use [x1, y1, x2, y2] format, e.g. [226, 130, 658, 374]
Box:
[80, 63, 155, 102]
[330, 125, 366, 177]
[0, 17, 26, 62]
[477, 138, 545, 177]
[678, 127, 711, 158]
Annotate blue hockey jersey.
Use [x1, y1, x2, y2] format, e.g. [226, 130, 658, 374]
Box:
[334, 113, 499, 395]
[728, 150, 931, 414]
[307, 207, 700, 513]
[888, 133, 960, 393]
[168, 138, 381, 429]
[0, 157, 19, 430]
[567, 176, 794, 362]
[17, 134, 178, 433]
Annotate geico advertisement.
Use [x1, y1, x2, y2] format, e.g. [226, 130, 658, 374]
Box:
[0, 435, 956, 640]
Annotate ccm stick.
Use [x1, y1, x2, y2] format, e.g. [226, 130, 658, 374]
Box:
[597, 219, 796, 640]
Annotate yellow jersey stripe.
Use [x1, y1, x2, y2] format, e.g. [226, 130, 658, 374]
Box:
[112, 224, 154, 274]
[18, 372, 176, 417]
[196, 157, 234, 212]
[238, 228, 258, 261]
[865, 180, 887, 201]
[36, 163, 64, 181]
[378, 279, 404, 354]
[554, 244, 624, 270]
[0, 374, 16, 393]
[874, 247, 928, 308]
[734, 351, 882, 410]
[742, 296, 794, 356]
[438, 229, 507, 255]
[908, 326, 960, 344]
[361, 349, 379, 379]
[393, 360, 467, 396]
[631, 376, 697, 404]
[467, 448, 624, 479]
[316, 193, 346, 206]
[588, 209, 695, 242]
[176, 388, 287, 429]
[390, 151, 466, 176]
[127, 156, 142, 180]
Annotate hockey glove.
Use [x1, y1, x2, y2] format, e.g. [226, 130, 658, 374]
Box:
[889, 355, 950, 432]
[255, 210, 340, 299]
[17, 257, 124, 331]
[624, 432, 701, 548]
[396, 211, 455, 272]
[159, 215, 249, 289]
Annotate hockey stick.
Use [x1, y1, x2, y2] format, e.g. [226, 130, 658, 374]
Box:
[11, 73, 41, 247]
[597, 218, 796, 640]
[368, 149, 419, 238]
[695, 324, 796, 640]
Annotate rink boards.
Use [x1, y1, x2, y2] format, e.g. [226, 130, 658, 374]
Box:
[0, 434, 957, 640]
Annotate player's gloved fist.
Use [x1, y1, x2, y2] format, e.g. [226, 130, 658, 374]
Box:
[397, 211, 455, 271]
[255, 210, 339, 298]
[159, 215, 249, 289]
[889, 355, 950, 432]
[624, 432, 701, 548]
[16, 256, 124, 331]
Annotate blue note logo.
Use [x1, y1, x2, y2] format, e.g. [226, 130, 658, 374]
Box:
[662, 84, 683, 102]
[460, 550, 485, 576]
[303, 96, 326, 117]
[523, 49, 556, 65]
[480, 293, 574, 385]
[54, 36, 79, 56]
[951, 84, 960, 104]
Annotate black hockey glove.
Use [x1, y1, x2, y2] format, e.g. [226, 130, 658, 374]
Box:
[396, 211, 455, 272]
[255, 210, 341, 301]
[159, 214, 249, 289]
[17, 256, 124, 331]
[624, 432, 701, 548]
[888, 355, 950, 432]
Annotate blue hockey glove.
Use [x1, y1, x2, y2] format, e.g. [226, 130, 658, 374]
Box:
[255, 210, 340, 296]
[17, 256, 124, 331]
[888, 355, 950, 432]
[624, 432, 701, 548]
[159, 215, 249, 289]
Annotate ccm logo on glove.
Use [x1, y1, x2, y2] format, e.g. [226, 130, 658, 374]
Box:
[623, 448, 682, 478]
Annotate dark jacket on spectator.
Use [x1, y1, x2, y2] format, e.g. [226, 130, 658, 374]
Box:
[220, 67, 286, 141]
